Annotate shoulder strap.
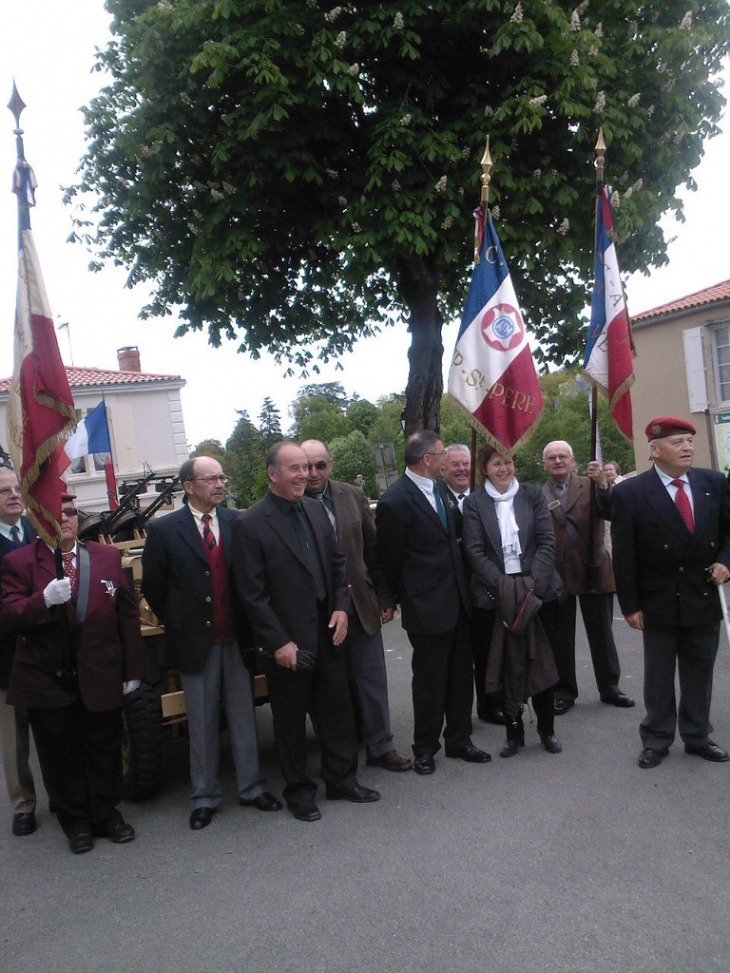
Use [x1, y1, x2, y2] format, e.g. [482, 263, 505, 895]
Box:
[75, 544, 92, 625]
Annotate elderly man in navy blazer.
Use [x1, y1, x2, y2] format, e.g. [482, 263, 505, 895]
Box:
[612, 416, 730, 769]
[0, 459, 38, 837]
[142, 456, 279, 829]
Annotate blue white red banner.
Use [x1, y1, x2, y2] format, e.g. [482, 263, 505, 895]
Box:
[448, 206, 543, 452]
[62, 401, 111, 462]
[583, 184, 634, 439]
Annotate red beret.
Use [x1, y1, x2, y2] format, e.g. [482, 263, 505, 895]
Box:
[61, 491, 78, 503]
[645, 416, 696, 441]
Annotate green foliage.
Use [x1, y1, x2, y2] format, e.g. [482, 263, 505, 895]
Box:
[68, 0, 728, 432]
[330, 430, 378, 498]
[258, 397, 283, 442]
[513, 371, 637, 485]
[290, 392, 353, 442]
[347, 397, 380, 439]
[224, 410, 268, 505]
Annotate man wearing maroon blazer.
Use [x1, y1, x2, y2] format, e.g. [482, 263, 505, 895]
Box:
[1, 492, 143, 854]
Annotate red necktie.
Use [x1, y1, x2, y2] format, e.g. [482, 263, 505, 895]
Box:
[62, 551, 78, 593]
[202, 514, 217, 552]
[671, 479, 694, 534]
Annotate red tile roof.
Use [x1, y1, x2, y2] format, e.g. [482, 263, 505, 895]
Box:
[0, 365, 183, 394]
[632, 279, 730, 323]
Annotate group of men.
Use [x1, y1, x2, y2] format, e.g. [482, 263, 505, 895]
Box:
[2, 413, 729, 852]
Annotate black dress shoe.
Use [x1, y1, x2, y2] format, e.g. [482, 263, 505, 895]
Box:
[240, 791, 283, 812]
[499, 739, 520, 759]
[289, 802, 322, 822]
[413, 754, 436, 775]
[105, 819, 136, 843]
[553, 699, 574, 716]
[12, 812, 36, 836]
[366, 749, 413, 772]
[445, 743, 491, 763]
[600, 691, 636, 708]
[69, 832, 94, 854]
[538, 730, 563, 754]
[325, 782, 381, 803]
[638, 747, 669, 769]
[189, 807, 215, 830]
[477, 706, 506, 725]
[685, 741, 730, 762]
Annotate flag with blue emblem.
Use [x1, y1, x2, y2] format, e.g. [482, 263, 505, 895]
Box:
[448, 205, 543, 452]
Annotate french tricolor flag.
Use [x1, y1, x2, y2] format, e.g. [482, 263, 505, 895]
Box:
[448, 206, 544, 453]
[61, 401, 119, 507]
[583, 184, 635, 440]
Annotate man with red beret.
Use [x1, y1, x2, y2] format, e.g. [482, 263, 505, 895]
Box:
[611, 417, 730, 768]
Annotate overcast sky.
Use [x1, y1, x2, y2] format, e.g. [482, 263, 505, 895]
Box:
[2, 1, 728, 450]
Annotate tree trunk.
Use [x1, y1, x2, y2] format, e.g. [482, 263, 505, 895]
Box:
[402, 276, 444, 437]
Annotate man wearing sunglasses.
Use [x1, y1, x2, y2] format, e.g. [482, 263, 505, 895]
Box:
[302, 439, 412, 773]
[1, 490, 143, 854]
[142, 456, 279, 830]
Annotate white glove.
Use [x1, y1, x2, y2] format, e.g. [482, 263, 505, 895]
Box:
[123, 679, 141, 696]
[43, 578, 73, 607]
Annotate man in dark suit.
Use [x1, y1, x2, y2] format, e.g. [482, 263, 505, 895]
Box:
[376, 430, 490, 775]
[302, 439, 411, 772]
[1, 491, 142, 854]
[142, 456, 279, 831]
[611, 416, 730, 769]
[0, 460, 38, 837]
[232, 441, 380, 823]
[540, 440, 634, 714]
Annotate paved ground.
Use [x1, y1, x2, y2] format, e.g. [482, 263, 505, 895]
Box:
[2, 611, 730, 973]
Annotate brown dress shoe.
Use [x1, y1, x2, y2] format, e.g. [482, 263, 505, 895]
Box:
[366, 750, 413, 772]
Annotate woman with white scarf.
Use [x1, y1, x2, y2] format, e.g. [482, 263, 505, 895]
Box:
[463, 444, 563, 757]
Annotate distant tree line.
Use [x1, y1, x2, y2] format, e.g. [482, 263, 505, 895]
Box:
[191, 376, 636, 507]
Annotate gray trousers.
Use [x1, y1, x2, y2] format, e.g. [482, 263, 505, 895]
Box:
[343, 614, 395, 759]
[0, 689, 36, 814]
[180, 642, 264, 810]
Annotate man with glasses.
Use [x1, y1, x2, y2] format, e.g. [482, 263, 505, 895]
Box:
[142, 456, 279, 830]
[301, 439, 411, 772]
[0, 456, 38, 837]
[1, 491, 142, 854]
[540, 440, 634, 714]
[376, 430, 489, 775]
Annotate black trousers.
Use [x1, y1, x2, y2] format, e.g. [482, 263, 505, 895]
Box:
[264, 606, 358, 808]
[641, 622, 720, 750]
[28, 700, 124, 838]
[407, 610, 474, 756]
[540, 593, 621, 703]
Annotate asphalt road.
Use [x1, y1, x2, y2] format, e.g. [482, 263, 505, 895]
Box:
[2, 612, 730, 973]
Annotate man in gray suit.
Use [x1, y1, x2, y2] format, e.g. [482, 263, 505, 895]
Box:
[302, 439, 411, 772]
[0, 458, 38, 837]
[142, 456, 279, 829]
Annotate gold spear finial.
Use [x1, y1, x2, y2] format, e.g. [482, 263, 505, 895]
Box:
[480, 136, 493, 206]
[595, 127, 606, 183]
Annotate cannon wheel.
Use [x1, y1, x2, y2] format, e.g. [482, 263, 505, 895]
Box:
[122, 682, 167, 801]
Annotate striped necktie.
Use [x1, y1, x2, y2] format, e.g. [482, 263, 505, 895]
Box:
[202, 514, 217, 552]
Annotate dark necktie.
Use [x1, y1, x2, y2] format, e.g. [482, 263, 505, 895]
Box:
[202, 514, 217, 552]
[434, 487, 448, 529]
[9, 524, 21, 546]
[62, 551, 77, 592]
[319, 492, 338, 536]
[671, 479, 694, 533]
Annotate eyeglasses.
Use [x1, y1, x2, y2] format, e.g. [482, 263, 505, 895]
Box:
[425, 450, 446, 459]
[61, 507, 78, 518]
[0, 486, 22, 496]
[307, 461, 329, 471]
[544, 453, 572, 462]
[191, 475, 228, 485]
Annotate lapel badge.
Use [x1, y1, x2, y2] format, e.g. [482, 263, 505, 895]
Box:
[101, 579, 117, 600]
